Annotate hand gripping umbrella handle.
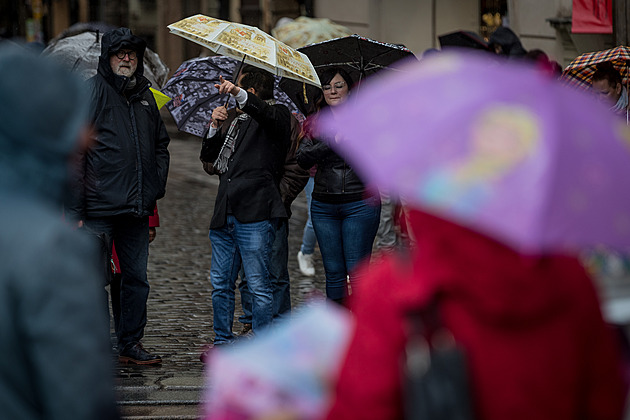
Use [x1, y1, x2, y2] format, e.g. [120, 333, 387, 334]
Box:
[225, 55, 247, 108]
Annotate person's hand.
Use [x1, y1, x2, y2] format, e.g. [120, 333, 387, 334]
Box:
[211, 106, 228, 128]
[148, 227, 157, 243]
[214, 75, 240, 96]
[77, 220, 84, 228]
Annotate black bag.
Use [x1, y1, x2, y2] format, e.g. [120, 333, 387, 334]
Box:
[200, 136, 222, 175]
[403, 303, 474, 420]
[82, 227, 114, 285]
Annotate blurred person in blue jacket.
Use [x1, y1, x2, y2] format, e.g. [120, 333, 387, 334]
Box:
[0, 43, 119, 419]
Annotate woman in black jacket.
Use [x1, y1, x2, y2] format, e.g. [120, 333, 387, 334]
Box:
[296, 67, 381, 305]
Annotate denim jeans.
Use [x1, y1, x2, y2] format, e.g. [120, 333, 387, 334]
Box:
[300, 177, 317, 255]
[239, 218, 291, 323]
[311, 198, 381, 300]
[209, 216, 276, 344]
[84, 214, 149, 350]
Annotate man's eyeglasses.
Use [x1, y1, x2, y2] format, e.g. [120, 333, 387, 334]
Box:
[322, 81, 347, 91]
[115, 50, 137, 60]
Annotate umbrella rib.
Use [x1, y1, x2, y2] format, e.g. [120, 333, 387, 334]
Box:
[71, 39, 100, 72]
[363, 50, 404, 71]
[166, 75, 225, 85]
[314, 61, 361, 71]
[174, 93, 223, 133]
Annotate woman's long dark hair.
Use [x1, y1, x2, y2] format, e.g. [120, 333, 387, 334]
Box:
[317, 67, 354, 110]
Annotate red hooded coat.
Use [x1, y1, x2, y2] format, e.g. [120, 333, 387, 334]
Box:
[327, 210, 625, 420]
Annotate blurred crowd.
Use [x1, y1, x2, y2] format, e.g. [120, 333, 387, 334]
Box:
[1, 16, 629, 420]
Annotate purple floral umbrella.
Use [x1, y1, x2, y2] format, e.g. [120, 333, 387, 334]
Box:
[317, 52, 630, 254]
[163, 55, 303, 138]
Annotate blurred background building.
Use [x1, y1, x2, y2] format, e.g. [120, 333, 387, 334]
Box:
[1, 0, 627, 80]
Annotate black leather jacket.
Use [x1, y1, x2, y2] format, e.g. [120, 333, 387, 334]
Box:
[296, 136, 367, 203]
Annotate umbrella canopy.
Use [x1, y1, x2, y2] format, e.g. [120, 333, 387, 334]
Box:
[203, 303, 352, 420]
[279, 34, 416, 116]
[298, 34, 416, 84]
[316, 51, 630, 254]
[162, 55, 303, 137]
[49, 21, 116, 44]
[438, 30, 491, 52]
[271, 16, 353, 49]
[562, 45, 630, 90]
[42, 30, 170, 88]
[167, 14, 320, 88]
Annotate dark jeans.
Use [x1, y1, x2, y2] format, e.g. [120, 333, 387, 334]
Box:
[311, 197, 381, 300]
[84, 214, 150, 350]
[239, 218, 291, 324]
[209, 216, 277, 344]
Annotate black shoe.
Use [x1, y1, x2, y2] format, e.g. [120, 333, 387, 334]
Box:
[119, 342, 162, 365]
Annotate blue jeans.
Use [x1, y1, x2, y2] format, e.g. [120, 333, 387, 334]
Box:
[239, 218, 291, 323]
[311, 198, 381, 300]
[84, 214, 149, 350]
[209, 216, 276, 344]
[300, 177, 317, 255]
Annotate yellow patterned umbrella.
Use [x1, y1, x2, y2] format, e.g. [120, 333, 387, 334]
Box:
[168, 14, 320, 88]
[271, 16, 353, 49]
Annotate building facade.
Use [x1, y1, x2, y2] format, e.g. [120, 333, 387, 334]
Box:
[1, 0, 625, 79]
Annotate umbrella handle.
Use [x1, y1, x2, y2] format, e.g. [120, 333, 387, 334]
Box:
[225, 55, 247, 108]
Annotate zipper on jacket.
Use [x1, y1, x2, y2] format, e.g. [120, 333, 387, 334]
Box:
[128, 100, 143, 215]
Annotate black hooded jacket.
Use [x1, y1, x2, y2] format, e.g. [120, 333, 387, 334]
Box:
[67, 28, 170, 219]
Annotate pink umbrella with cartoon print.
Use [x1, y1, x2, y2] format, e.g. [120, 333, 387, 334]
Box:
[317, 51, 630, 254]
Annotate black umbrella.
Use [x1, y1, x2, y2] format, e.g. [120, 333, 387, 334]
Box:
[298, 34, 416, 84]
[438, 30, 491, 52]
[281, 34, 416, 115]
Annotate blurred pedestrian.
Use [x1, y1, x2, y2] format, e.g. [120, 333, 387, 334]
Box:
[66, 27, 170, 365]
[587, 61, 630, 384]
[200, 66, 291, 352]
[591, 62, 629, 119]
[327, 209, 626, 420]
[0, 43, 119, 420]
[296, 67, 381, 305]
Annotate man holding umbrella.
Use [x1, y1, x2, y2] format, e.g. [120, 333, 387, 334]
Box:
[67, 27, 170, 365]
[200, 66, 292, 354]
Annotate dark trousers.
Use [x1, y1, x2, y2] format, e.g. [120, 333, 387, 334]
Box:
[84, 214, 150, 351]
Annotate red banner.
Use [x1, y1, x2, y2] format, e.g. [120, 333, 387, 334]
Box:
[572, 0, 613, 34]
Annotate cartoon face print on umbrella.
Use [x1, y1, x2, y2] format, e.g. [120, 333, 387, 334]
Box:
[420, 105, 541, 217]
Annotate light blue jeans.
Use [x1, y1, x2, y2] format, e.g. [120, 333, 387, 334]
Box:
[300, 177, 317, 255]
[209, 216, 276, 344]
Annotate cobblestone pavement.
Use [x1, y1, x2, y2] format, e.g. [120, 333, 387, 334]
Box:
[115, 114, 326, 419]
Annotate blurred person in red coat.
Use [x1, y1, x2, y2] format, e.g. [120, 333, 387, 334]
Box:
[326, 209, 626, 420]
